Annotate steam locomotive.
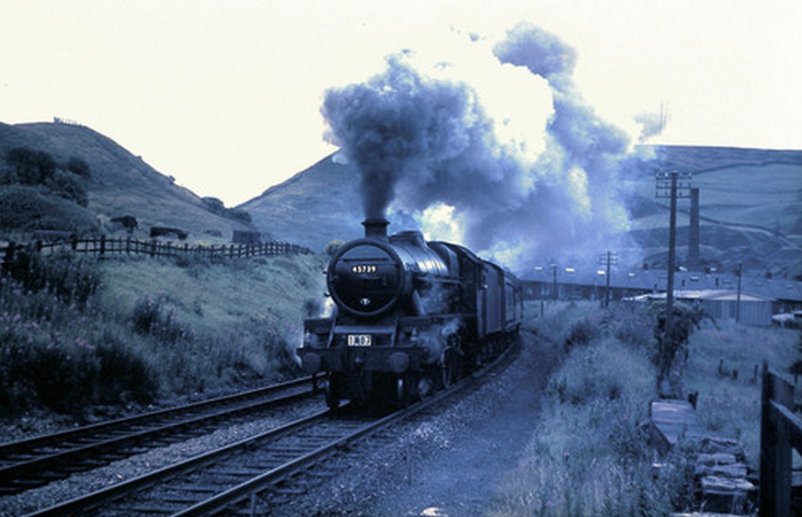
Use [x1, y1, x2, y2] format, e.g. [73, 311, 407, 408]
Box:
[298, 218, 522, 408]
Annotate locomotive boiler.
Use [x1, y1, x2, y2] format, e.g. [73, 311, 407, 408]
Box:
[298, 218, 522, 408]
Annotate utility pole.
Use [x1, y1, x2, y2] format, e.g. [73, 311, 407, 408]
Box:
[736, 262, 742, 323]
[655, 171, 692, 347]
[550, 263, 558, 301]
[599, 251, 618, 308]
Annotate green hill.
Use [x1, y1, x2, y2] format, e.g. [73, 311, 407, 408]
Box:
[239, 154, 364, 249]
[0, 121, 253, 243]
[242, 145, 802, 277]
[624, 146, 802, 277]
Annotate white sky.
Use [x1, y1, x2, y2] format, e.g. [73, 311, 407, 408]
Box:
[1, 0, 800, 206]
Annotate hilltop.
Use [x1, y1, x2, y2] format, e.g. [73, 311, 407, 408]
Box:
[241, 145, 802, 277]
[1, 121, 799, 277]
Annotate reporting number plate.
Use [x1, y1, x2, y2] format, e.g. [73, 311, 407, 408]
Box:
[347, 334, 372, 347]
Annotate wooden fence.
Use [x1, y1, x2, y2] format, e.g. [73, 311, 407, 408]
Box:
[760, 362, 802, 516]
[1, 236, 312, 265]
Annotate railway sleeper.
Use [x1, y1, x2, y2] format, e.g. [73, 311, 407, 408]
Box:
[119, 503, 182, 514]
[167, 483, 224, 493]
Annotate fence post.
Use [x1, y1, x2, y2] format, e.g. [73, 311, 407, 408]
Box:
[150, 240, 156, 257]
[760, 362, 794, 516]
[70, 234, 78, 251]
[35, 240, 43, 253]
[99, 235, 106, 256]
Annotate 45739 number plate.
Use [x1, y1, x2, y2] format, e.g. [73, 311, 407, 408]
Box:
[347, 334, 372, 347]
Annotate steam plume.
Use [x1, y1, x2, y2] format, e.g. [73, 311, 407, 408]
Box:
[322, 23, 638, 273]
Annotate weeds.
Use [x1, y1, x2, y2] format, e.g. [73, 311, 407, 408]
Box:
[131, 294, 192, 343]
[3, 247, 101, 307]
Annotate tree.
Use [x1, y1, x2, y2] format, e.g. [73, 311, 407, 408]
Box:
[6, 147, 56, 184]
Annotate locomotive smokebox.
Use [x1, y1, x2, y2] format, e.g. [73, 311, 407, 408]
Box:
[362, 218, 390, 241]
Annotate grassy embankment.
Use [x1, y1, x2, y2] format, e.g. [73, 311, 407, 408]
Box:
[491, 300, 800, 516]
[0, 249, 325, 418]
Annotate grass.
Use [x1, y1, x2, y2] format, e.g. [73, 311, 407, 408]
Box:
[491, 301, 689, 516]
[492, 300, 802, 515]
[0, 249, 326, 417]
[683, 319, 800, 465]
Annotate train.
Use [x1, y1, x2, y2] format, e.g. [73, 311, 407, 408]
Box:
[298, 218, 523, 408]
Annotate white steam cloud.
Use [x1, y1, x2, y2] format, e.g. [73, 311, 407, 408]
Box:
[321, 22, 638, 274]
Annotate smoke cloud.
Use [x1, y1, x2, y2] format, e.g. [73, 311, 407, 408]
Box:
[322, 23, 639, 274]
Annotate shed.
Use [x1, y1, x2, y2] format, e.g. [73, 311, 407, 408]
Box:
[629, 290, 773, 327]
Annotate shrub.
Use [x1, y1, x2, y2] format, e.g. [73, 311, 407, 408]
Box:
[6, 146, 56, 185]
[0, 185, 98, 234]
[46, 169, 88, 206]
[0, 305, 156, 414]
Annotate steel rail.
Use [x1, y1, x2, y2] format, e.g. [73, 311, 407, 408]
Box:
[25, 409, 333, 517]
[182, 338, 520, 516]
[0, 376, 316, 494]
[27, 338, 519, 516]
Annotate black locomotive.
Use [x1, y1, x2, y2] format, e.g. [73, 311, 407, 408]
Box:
[298, 218, 522, 408]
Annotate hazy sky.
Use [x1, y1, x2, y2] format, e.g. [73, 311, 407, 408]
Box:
[1, 0, 800, 206]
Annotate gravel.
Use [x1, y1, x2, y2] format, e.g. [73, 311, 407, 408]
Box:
[0, 400, 323, 516]
[268, 330, 559, 516]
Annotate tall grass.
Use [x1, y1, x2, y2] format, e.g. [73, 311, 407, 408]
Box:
[494, 300, 801, 515]
[491, 301, 691, 516]
[683, 319, 799, 465]
[0, 250, 326, 416]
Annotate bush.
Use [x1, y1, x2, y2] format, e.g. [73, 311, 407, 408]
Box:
[46, 169, 88, 206]
[6, 147, 56, 185]
[0, 289, 156, 414]
[0, 185, 99, 234]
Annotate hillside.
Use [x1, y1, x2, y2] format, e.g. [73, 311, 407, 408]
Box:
[0, 121, 253, 242]
[239, 154, 364, 249]
[623, 146, 802, 277]
[243, 145, 802, 277]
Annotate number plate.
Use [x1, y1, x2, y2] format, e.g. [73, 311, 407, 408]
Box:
[347, 334, 372, 347]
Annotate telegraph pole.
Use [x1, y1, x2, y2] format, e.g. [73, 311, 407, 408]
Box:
[736, 262, 742, 323]
[655, 171, 692, 345]
[550, 263, 558, 301]
[599, 251, 618, 308]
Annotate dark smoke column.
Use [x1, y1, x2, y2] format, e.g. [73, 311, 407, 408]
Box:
[321, 55, 479, 219]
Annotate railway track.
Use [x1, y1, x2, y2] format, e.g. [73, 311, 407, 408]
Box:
[27, 340, 519, 516]
[0, 376, 317, 495]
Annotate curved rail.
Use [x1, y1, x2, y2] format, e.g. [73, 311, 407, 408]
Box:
[0, 376, 317, 495]
[27, 338, 519, 516]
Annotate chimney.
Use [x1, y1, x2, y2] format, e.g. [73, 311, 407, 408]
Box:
[362, 218, 389, 240]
